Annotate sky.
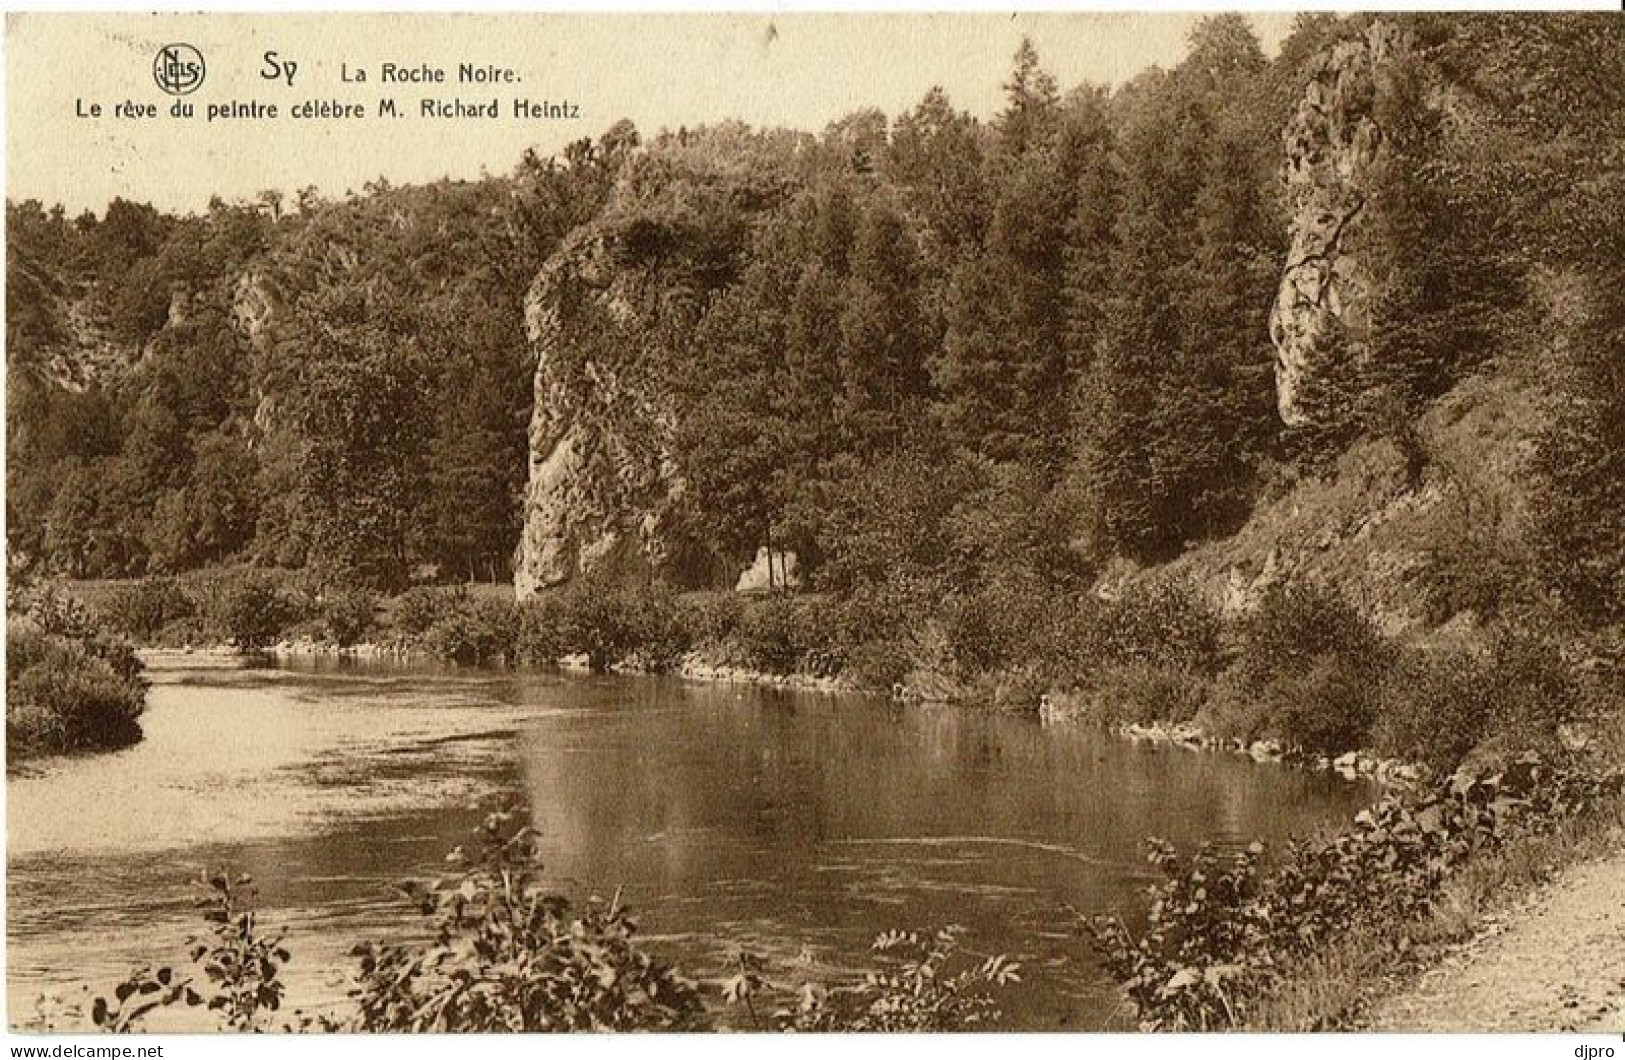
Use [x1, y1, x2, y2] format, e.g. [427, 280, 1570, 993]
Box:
[6, 12, 1296, 216]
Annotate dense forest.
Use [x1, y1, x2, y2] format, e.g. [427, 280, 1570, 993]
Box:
[7, 13, 1625, 1033]
[8, 14, 1622, 717]
[7, 14, 1619, 600]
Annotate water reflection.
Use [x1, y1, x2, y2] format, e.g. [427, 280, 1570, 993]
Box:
[8, 659, 1374, 1029]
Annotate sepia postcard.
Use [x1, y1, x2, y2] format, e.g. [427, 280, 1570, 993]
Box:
[4, 9, 1623, 1045]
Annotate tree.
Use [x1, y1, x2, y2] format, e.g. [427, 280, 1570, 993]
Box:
[1356, 36, 1517, 416]
[271, 301, 430, 590]
[1074, 18, 1281, 559]
[885, 87, 991, 267]
[837, 200, 931, 453]
[995, 38, 1060, 158]
[934, 44, 1089, 474]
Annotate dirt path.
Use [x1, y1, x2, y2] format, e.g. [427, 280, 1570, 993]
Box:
[1368, 852, 1625, 1032]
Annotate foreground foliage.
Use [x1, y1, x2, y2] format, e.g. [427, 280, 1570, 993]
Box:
[92, 872, 291, 1032]
[1087, 754, 1625, 1030]
[727, 927, 1019, 1031]
[349, 809, 706, 1031]
[69, 808, 1015, 1033]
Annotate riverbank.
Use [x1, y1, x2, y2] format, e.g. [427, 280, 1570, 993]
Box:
[1041, 695, 1428, 789]
[141, 637, 857, 696]
[1084, 743, 1625, 1031]
[1257, 785, 1625, 1031]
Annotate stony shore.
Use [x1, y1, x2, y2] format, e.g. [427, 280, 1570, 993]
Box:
[1037, 693, 1427, 788]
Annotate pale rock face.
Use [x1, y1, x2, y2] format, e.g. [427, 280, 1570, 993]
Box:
[230, 271, 287, 439]
[1270, 20, 1412, 427]
[231, 271, 279, 342]
[734, 548, 801, 593]
[513, 227, 685, 599]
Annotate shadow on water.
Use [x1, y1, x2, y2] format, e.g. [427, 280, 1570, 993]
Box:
[7, 657, 1377, 1029]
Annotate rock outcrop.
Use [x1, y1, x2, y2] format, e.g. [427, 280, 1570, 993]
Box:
[514, 131, 795, 598]
[514, 225, 686, 597]
[1270, 20, 1413, 428]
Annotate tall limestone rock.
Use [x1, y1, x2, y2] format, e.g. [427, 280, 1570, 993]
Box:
[514, 224, 685, 596]
[514, 128, 798, 598]
[1269, 20, 1413, 428]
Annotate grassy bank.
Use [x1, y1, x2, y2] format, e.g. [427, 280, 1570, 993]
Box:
[1253, 791, 1625, 1030]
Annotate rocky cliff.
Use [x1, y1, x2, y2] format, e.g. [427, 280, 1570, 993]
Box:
[514, 224, 685, 596]
[1269, 19, 1413, 428]
[513, 130, 797, 597]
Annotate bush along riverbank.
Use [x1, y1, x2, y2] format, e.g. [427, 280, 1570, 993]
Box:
[27, 807, 1020, 1033]
[1086, 753, 1625, 1030]
[81, 567, 1623, 786]
[6, 580, 148, 764]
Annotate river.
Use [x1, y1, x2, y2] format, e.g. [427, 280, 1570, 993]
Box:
[7, 656, 1376, 1030]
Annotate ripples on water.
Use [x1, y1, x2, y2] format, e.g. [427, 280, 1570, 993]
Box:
[7, 656, 1376, 1029]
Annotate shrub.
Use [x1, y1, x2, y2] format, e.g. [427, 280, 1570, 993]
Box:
[1088, 839, 1268, 1030]
[1218, 583, 1390, 754]
[350, 808, 706, 1031]
[15, 581, 98, 640]
[816, 585, 927, 684]
[390, 586, 454, 636]
[191, 571, 307, 651]
[728, 927, 1019, 1031]
[675, 592, 744, 650]
[732, 595, 804, 674]
[938, 577, 1049, 678]
[7, 628, 147, 759]
[1229, 582, 1385, 690]
[422, 598, 518, 665]
[1088, 755, 1625, 1030]
[1372, 648, 1487, 774]
[1102, 580, 1223, 676]
[89, 872, 297, 1033]
[722, 593, 852, 678]
[1091, 661, 1212, 728]
[619, 585, 692, 673]
[98, 577, 195, 641]
[842, 636, 914, 689]
[513, 596, 571, 665]
[1257, 652, 1382, 756]
[555, 578, 658, 672]
[413, 581, 691, 672]
[1375, 628, 1577, 774]
[1040, 579, 1222, 694]
[319, 589, 377, 648]
[1034, 593, 1110, 688]
[213, 579, 300, 651]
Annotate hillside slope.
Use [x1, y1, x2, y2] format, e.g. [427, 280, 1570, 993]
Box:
[1103, 359, 1547, 638]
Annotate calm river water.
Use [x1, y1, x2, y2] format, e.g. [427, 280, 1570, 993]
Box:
[8, 656, 1375, 1030]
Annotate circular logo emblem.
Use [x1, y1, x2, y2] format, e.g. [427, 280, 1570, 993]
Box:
[154, 43, 205, 96]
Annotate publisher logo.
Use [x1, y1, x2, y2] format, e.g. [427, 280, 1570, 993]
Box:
[154, 43, 205, 96]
